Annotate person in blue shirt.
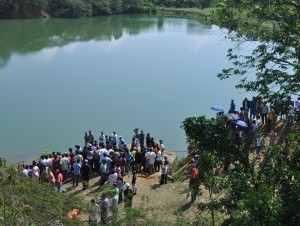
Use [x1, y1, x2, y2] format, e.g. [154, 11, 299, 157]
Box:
[72, 159, 82, 188]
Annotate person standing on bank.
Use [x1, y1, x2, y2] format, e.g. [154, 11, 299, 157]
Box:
[242, 97, 251, 118]
[160, 160, 169, 185]
[81, 160, 91, 190]
[99, 193, 109, 225]
[89, 199, 100, 225]
[123, 183, 133, 208]
[261, 103, 269, 125]
[230, 99, 236, 112]
[72, 159, 81, 188]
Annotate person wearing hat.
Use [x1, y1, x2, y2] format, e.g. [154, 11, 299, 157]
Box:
[123, 182, 133, 208]
[80, 159, 91, 190]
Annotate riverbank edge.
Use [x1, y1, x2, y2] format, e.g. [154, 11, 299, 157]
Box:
[154, 7, 212, 23]
[9, 150, 180, 167]
[0, 6, 213, 23]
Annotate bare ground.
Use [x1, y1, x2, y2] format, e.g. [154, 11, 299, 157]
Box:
[65, 152, 208, 225]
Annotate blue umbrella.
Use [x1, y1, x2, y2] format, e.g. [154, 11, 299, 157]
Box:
[234, 120, 248, 128]
[210, 105, 224, 112]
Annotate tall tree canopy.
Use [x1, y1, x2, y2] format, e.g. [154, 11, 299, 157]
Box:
[182, 116, 300, 224]
[213, 0, 300, 101]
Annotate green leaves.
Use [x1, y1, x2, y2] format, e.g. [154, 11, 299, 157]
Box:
[0, 162, 84, 225]
[212, 0, 300, 101]
[182, 110, 300, 224]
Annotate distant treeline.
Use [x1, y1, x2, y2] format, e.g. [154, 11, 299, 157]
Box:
[0, 0, 213, 19]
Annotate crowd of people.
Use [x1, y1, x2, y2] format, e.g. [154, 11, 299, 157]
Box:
[217, 95, 300, 162]
[20, 128, 171, 224]
[19, 95, 300, 223]
[227, 96, 300, 126]
[185, 95, 300, 203]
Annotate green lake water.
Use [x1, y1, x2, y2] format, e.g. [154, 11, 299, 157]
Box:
[0, 15, 250, 163]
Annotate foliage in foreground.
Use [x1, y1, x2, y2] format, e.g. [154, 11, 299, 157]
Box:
[182, 116, 300, 225]
[0, 160, 85, 225]
[212, 0, 300, 102]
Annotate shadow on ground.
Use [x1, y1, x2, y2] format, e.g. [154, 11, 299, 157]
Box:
[177, 200, 194, 212]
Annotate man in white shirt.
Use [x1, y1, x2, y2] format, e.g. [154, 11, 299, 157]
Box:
[99, 132, 105, 146]
[97, 144, 109, 164]
[145, 149, 156, 175]
[22, 165, 29, 177]
[32, 161, 40, 181]
[60, 153, 70, 182]
[89, 199, 100, 223]
[108, 170, 118, 186]
[111, 131, 118, 148]
[158, 140, 165, 159]
[41, 156, 47, 169]
[160, 160, 169, 185]
[45, 156, 52, 169]
[155, 150, 163, 172]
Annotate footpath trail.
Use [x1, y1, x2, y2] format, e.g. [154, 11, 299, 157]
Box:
[65, 152, 205, 224]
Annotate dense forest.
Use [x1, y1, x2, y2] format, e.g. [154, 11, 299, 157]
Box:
[0, 0, 213, 18]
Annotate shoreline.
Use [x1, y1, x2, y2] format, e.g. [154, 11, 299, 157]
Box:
[6, 150, 181, 167]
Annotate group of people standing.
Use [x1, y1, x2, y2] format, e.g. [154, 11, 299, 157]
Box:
[20, 128, 170, 224]
[229, 95, 300, 127]
[226, 95, 300, 160]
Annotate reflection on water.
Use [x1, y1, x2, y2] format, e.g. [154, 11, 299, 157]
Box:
[0, 15, 248, 163]
[0, 15, 211, 71]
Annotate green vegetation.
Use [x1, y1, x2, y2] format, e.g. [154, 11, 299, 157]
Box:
[0, 158, 85, 225]
[1, 0, 300, 223]
[0, 0, 215, 19]
[212, 0, 300, 102]
[155, 7, 213, 22]
[181, 116, 300, 225]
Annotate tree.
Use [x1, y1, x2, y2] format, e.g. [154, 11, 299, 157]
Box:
[181, 116, 247, 171]
[181, 116, 247, 225]
[212, 0, 300, 102]
[181, 116, 300, 224]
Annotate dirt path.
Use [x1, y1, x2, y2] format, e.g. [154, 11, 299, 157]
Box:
[65, 152, 204, 224]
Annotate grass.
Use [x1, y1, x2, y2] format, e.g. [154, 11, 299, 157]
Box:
[154, 7, 214, 23]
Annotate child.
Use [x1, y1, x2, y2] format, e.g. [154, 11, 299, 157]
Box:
[132, 171, 137, 195]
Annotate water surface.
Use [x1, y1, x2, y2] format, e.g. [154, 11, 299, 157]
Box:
[0, 15, 251, 162]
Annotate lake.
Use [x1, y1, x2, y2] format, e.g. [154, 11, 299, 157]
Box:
[0, 15, 251, 163]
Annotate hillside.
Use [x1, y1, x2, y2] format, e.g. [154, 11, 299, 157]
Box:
[65, 152, 210, 225]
